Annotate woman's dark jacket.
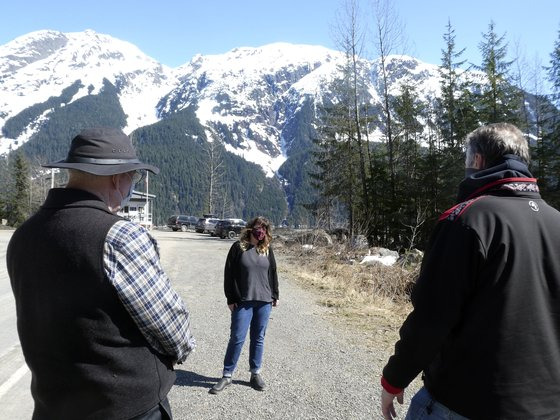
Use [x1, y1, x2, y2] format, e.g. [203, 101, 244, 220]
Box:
[224, 241, 279, 304]
[383, 156, 560, 419]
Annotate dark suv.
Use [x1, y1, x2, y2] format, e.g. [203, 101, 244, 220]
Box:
[167, 215, 198, 232]
[214, 219, 247, 239]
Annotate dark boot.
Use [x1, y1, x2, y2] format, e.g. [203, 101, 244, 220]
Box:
[209, 376, 232, 394]
[250, 373, 265, 391]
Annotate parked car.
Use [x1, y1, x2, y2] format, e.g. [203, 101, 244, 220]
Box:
[214, 218, 247, 239]
[167, 215, 198, 232]
[195, 217, 220, 234]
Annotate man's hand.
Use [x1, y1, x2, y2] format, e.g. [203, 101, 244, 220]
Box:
[272, 299, 279, 307]
[228, 303, 237, 312]
[381, 388, 404, 420]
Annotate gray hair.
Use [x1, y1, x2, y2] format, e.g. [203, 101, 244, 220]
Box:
[68, 169, 105, 182]
[465, 123, 530, 168]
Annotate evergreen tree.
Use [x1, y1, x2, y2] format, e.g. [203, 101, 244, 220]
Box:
[475, 21, 522, 124]
[527, 55, 555, 197]
[336, 59, 372, 239]
[541, 26, 560, 208]
[7, 153, 30, 227]
[510, 44, 533, 133]
[436, 20, 477, 213]
[369, 0, 406, 247]
[438, 20, 465, 147]
[309, 110, 341, 231]
[334, 0, 372, 232]
[310, 78, 361, 237]
[0, 157, 9, 222]
[548, 27, 560, 103]
[421, 102, 445, 221]
[310, 97, 357, 231]
[437, 20, 476, 147]
[391, 83, 425, 248]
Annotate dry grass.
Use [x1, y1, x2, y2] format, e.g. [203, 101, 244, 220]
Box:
[275, 243, 419, 349]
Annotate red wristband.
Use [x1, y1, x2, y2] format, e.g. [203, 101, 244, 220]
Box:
[381, 376, 403, 394]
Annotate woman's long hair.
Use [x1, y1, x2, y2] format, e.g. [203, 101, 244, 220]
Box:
[239, 216, 272, 255]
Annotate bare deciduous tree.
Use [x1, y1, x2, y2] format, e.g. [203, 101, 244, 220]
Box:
[203, 137, 226, 215]
[370, 0, 407, 201]
[333, 0, 371, 219]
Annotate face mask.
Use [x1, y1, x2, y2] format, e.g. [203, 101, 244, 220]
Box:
[252, 227, 266, 241]
[120, 183, 134, 208]
[119, 171, 141, 209]
[121, 185, 132, 209]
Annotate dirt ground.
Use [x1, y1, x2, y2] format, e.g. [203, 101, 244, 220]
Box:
[156, 230, 422, 419]
[275, 249, 414, 352]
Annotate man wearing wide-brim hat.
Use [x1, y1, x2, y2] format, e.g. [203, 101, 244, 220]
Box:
[7, 127, 196, 420]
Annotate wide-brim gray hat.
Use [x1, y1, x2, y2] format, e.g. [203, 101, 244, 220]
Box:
[42, 127, 159, 175]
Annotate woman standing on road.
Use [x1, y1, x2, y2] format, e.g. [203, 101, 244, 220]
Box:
[210, 216, 279, 394]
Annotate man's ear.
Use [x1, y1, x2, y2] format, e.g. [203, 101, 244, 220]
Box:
[111, 174, 121, 190]
[474, 153, 486, 170]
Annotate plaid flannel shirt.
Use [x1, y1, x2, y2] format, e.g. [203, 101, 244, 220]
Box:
[103, 220, 195, 363]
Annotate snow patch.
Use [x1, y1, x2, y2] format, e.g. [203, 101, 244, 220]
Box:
[359, 255, 397, 266]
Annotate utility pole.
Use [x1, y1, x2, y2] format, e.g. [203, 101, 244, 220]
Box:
[145, 172, 150, 228]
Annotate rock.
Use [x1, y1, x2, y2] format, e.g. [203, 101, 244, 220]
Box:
[370, 247, 399, 259]
[352, 235, 369, 249]
[397, 248, 424, 266]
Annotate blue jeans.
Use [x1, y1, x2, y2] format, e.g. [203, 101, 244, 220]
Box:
[223, 301, 272, 377]
[405, 387, 469, 420]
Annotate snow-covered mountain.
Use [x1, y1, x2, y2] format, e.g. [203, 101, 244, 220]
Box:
[158, 45, 450, 175]
[157, 43, 351, 176]
[0, 29, 444, 176]
[0, 30, 178, 153]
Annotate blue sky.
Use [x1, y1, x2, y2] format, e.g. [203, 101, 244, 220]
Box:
[2, 0, 558, 71]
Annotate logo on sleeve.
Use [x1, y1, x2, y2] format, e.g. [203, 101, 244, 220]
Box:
[528, 201, 539, 212]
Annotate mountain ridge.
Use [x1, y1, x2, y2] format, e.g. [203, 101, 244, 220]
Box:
[0, 29, 178, 150]
[0, 29, 499, 224]
[1, 29, 445, 175]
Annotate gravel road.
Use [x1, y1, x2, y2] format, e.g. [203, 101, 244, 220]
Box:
[156, 230, 418, 420]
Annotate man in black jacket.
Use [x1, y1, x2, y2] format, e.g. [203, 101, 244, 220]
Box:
[7, 128, 195, 420]
[381, 123, 560, 419]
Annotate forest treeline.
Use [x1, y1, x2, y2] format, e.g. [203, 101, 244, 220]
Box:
[305, 7, 560, 250]
[0, 104, 288, 227]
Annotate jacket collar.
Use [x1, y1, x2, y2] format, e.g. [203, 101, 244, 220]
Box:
[42, 188, 114, 214]
[457, 155, 538, 202]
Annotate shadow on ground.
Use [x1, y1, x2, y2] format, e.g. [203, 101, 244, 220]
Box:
[175, 370, 251, 390]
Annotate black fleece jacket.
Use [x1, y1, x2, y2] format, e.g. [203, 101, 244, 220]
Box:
[383, 157, 560, 419]
[224, 241, 279, 305]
